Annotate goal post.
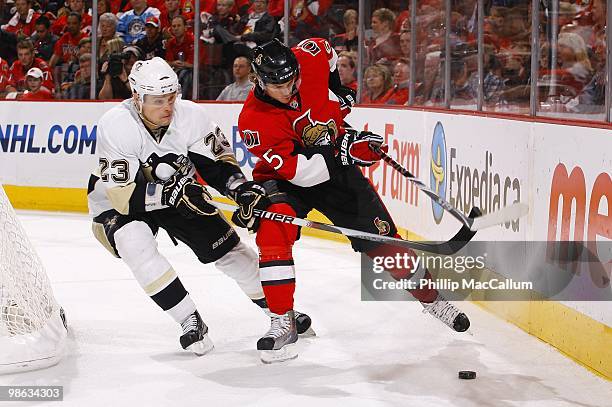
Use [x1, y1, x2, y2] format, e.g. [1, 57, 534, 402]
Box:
[0, 184, 67, 374]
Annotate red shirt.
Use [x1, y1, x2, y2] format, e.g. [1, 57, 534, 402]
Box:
[0, 58, 9, 91]
[53, 31, 88, 64]
[361, 87, 394, 105]
[1, 10, 41, 36]
[239, 38, 349, 185]
[386, 86, 408, 105]
[8, 58, 54, 92]
[50, 12, 93, 36]
[165, 31, 195, 64]
[20, 88, 54, 100]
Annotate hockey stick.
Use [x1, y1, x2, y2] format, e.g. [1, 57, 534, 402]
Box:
[211, 201, 478, 255]
[370, 145, 528, 231]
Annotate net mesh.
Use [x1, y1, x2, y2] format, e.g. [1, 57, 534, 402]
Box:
[0, 184, 57, 338]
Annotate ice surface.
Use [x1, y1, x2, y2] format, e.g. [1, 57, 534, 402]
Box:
[1, 211, 610, 407]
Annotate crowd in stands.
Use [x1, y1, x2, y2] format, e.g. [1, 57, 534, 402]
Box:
[0, 0, 607, 117]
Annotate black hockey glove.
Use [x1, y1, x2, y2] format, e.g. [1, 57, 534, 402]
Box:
[229, 181, 270, 232]
[161, 172, 218, 218]
[336, 129, 387, 167]
[334, 85, 356, 110]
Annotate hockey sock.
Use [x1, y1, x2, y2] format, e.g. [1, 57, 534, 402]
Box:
[366, 237, 439, 303]
[150, 276, 197, 324]
[256, 203, 298, 315]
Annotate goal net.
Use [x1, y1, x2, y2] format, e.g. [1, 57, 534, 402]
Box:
[0, 184, 67, 374]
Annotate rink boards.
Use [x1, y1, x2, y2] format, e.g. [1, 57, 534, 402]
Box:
[0, 101, 610, 379]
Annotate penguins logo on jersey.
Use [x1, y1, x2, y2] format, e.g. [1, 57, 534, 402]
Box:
[142, 152, 188, 182]
[293, 110, 337, 147]
[374, 217, 391, 236]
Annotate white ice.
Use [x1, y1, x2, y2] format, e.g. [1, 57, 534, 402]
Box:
[1, 211, 610, 407]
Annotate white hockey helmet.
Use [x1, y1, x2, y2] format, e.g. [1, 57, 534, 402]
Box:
[128, 57, 180, 105]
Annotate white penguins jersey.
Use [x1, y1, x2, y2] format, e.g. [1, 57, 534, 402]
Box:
[88, 98, 242, 218]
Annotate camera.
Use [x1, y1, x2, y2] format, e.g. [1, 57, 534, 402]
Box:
[108, 52, 126, 78]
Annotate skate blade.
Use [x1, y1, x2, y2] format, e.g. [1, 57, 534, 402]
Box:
[298, 326, 316, 337]
[259, 343, 298, 364]
[186, 334, 214, 356]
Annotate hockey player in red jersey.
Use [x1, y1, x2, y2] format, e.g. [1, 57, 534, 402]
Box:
[235, 38, 470, 363]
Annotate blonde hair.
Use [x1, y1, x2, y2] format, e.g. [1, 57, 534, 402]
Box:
[558, 32, 592, 71]
[372, 8, 396, 28]
[364, 64, 393, 91]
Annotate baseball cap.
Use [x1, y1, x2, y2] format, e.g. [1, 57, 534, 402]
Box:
[145, 16, 160, 28]
[26, 67, 44, 79]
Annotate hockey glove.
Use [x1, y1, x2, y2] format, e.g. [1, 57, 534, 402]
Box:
[336, 129, 388, 167]
[161, 173, 218, 218]
[335, 85, 356, 111]
[229, 181, 270, 232]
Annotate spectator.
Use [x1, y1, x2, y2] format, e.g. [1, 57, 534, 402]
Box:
[417, 50, 441, 104]
[331, 9, 357, 53]
[361, 64, 393, 104]
[136, 16, 165, 59]
[1, 0, 41, 38]
[6, 39, 54, 93]
[97, 13, 124, 63]
[65, 52, 91, 99]
[51, 0, 92, 36]
[61, 36, 91, 94]
[165, 15, 193, 98]
[108, 0, 133, 15]
[0, 56, 9, 96]
[399, 29, 409, 57]
[368, 8, 400, 65]
[98, 46, 136, 99]
[19, 66, 54, 99]
[237, 0, 279, 48]
[216, 55, 253, 101]
[386, 58, 409, 105]
[557, 32, 593, 85]
[49, 12, 87, 68]
[30, 15, 58, 61]
[160, 0, 190, 39]
[337, 51, 357, 90]
[116, 0, 161, 44]
[472, 53, 505, 106]
[97, 0, 111, 18]
[201, 0, 241, 45]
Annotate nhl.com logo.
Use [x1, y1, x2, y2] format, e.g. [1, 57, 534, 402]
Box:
[430, 122, 447, 224]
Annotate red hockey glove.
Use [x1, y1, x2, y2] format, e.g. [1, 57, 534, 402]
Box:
[337, 129, 388, 167]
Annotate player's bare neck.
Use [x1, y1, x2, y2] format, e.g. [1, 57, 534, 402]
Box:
[255, 85, 301, 111]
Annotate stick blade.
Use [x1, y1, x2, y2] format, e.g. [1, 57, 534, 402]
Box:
[469, 202, 529, 231]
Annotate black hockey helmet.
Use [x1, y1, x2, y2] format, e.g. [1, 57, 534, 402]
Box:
[251, 39, 299, 86]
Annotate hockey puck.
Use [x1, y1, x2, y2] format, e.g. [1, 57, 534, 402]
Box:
[458, 370, 476, 380]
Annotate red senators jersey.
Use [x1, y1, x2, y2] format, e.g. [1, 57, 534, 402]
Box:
[238, 38, 350, 187]
[8, 58, 54, 92]
[53, 31, 87, 64]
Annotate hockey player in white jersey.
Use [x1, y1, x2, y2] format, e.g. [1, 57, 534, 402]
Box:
[88, 57, 312, 356]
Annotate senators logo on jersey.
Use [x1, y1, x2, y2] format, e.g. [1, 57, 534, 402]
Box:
[374, 217, 391, 236]
[293, 110, 337, 147]
[242, 130, 261, 148]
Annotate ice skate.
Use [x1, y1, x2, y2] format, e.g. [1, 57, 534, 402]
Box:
[180, 311, 214, 356]
[262, 307, 315, 337]
[257, 310, 298, 364]
[421, 294, 470, 332]
[294, 310, 316, 337]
